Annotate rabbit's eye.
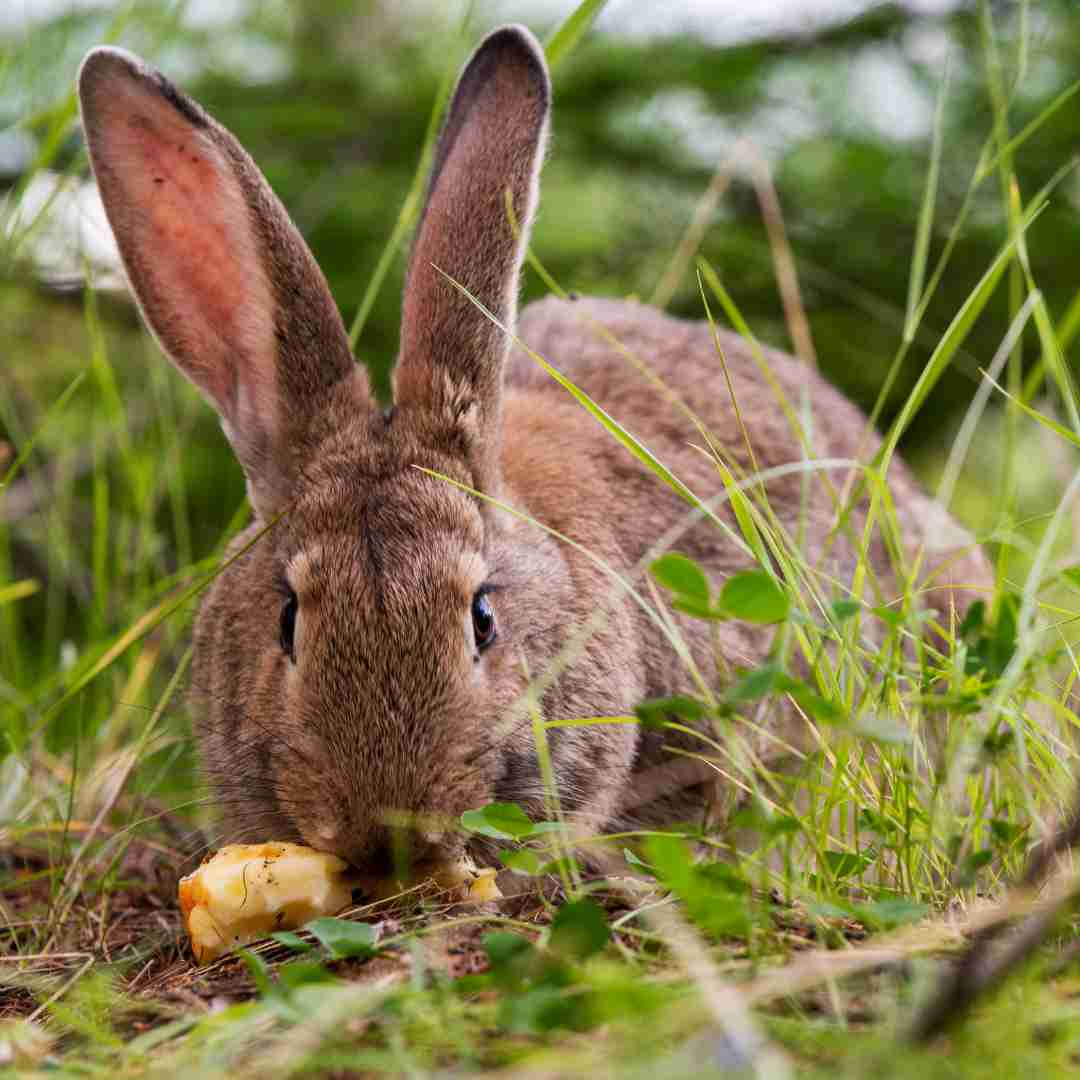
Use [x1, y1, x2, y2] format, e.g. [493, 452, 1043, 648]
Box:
[471, 591, 496, 653]
[280, 588, 298, 662]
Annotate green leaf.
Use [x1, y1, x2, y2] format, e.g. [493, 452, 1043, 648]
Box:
[853, 898, 928, 930]
[957, 849, 994, 888]
[461, 802, 536, 841]
[831, 599, 862, 622]
[788, 682, 845, 724]
[882, 200, 1043, 466]
[722, 662, 841, 724]
[729, 805, 800, 839]
[724, 661, 786, 705]
[872, 605, 904, 629]
[718, 571, 789, 624]
[634, 694, 708, 729]
[989, 375, 1080, 451]
[0, 372, 84, 493]
[990, 818, 1027, 847]
[304, 918, 379, 960]
[761, 814, 801, 839]
[240, 949, 274, 996]
[549, 899, 610, 960]
[650, 552, 718, 620]
[988, 594, 1018, 678]
[270, 931, 313, 953]
[650, 553, 710, 607]
[623, 848, 653, 874]
[822, 849, 872, 881]
[500, 848, 542, 876]
[806, 899, 852, 921]
[671, 596, 717, 620]
[974, 78, 1080, 184]
[698, 861, 751, 895]
[647, 835, 754, 939]
[858, 809, 899, 838]
[536, 855, 583, 878]
[499, 985, 574, 1034]
[276, 962, 336, 992]
[529, 821, 568, 836]
[348, 17, 464, 347]
[959, 599, 986, 641]
[983, 729, 1015, 757]
[483, 931, 536, 987]
[904, 55, 949, 340]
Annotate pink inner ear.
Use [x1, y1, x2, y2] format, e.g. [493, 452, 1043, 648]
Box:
[91, 75, 278, 429]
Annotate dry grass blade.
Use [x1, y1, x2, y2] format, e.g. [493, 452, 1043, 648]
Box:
[650, 144, 739, 310]
[743, 144, 817, 370]
[908, 776, 1080, 1042]
[645, 901, 793, 1079]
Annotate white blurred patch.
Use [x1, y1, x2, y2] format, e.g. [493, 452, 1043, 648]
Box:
[0, 0, 243, 31]
[850, 46, 935, 142]
[0, 129, 37, 175]
[904, 22, 952, 68]
[2, 170, 125, 290]
[0, 754, 28, 826]
[0, 0, 97, 32]
[619, 43, 933, 174]
[485, 0, 965, 45]
[920, 496, 977, 553]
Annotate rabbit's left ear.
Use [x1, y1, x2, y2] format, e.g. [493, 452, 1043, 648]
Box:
[394, 25, 550, 491]
[77, 46, 362, 518]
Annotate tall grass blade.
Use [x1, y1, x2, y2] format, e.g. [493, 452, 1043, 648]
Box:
[974, 80, 1080, 185]
[905, 56, 950, 342]
[0, 579, 39, 606]
[545, 0, 610, 70]
[981, 374, 1080, 451]
[0, 373, 84, 495]
[347, 13, 471, 349]
[879, 201, 1043, 467]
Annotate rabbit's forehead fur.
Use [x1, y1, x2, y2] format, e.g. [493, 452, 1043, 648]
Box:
[285, 416, 488, 603]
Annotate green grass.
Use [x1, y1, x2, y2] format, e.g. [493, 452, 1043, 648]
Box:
[5, 1, 1080, 1076]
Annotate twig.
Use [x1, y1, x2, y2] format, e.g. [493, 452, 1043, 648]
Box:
[591, 848, 792, 1078]
[744, 145, 818, 370]
[650, 144, 740, 311]
[645, 900, 793, 1079]
[908, 777, 1080, 1041]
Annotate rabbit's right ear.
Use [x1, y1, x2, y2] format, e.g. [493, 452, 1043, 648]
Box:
[78, 47, 362, 517]
[395, 26, 550, 495]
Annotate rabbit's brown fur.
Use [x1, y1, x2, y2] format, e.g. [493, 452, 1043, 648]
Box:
[78, 26, 990, 873]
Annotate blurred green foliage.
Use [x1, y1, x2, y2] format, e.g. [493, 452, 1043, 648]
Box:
[2, 0, 1080, 687]
[6, 1, 1080, 413]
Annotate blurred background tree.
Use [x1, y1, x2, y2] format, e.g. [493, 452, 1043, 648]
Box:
[2, 0, 1079, 744]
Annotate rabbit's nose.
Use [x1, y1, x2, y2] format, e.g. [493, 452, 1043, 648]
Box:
[316, 824, 447, 877]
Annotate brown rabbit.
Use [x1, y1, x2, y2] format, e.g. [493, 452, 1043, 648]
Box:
[77, 26, 989, 874]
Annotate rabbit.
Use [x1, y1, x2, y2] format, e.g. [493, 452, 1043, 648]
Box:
[76, 24, 991, 876]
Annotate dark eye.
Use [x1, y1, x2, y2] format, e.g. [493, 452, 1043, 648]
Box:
[471, 590, 496, 652]
[280, 587, 298, 662]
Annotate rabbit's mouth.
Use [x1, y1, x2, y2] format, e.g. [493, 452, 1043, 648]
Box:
[346, 855, 500, 904]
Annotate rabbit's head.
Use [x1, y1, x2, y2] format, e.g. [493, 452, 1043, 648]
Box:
[75, 28, 627, 873]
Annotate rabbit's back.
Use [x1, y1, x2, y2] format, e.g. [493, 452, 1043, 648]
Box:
[505, 296, 989, 825]
[513, 295, 898, 488]
[510, 296, 984, 590]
